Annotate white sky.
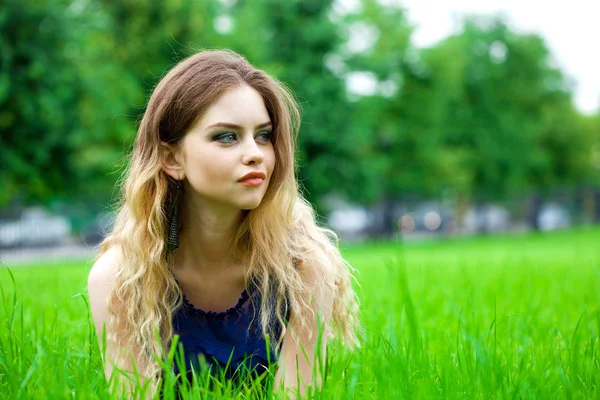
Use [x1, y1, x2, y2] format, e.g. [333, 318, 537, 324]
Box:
[401, 0, 600, 114]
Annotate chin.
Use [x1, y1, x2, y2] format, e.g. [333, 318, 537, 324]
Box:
[240, 202, 262, 211]
[239, 195, 267, 211]
[232, 191, 268, 211]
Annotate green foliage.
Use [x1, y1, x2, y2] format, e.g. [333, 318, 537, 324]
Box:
[430, 16, 589, 198]
[0, 0, 222, 207]
[344, 9, 598, 203]
[1, 228, 600, 398]
[0, 0, 83, 204]
[1, 0, 598, 210]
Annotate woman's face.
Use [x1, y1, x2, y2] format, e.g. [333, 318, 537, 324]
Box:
[176, 85, 276, 212]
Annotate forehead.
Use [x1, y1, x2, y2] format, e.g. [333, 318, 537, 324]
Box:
[198, 85, 270, 127]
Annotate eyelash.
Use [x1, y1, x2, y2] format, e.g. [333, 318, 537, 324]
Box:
[213, 131, 273, 144]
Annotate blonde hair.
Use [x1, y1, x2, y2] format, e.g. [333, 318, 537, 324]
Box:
[99, 50, 360, 381]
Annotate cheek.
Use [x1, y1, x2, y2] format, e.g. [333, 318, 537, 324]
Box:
[185, 149, 231, 187]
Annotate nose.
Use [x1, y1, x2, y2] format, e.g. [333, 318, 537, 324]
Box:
[241, 137, 265, 165]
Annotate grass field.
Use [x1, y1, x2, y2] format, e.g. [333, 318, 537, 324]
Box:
[1, 228, 599, 399]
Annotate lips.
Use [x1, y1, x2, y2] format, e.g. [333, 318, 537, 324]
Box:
[238, 171, 266, 186]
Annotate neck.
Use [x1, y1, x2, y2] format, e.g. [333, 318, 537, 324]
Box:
[174, 196, 245, 276]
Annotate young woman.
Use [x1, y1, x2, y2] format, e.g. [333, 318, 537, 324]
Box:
[88, 49, 360, 397]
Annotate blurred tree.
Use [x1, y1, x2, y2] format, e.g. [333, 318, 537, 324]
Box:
[97, 0, 221, 90]
[333, 8, 596, 231]
[0, 0, 223, 210]
[0, 0, 83, 205]
[580, 112, 600, 222]
[1, 0, 597, 229]
[334, 0, 417, 233]
[426, 16, 596, 228]
[338, 1, 453, 206]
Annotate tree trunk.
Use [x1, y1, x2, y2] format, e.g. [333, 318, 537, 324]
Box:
[528, 192, 542, 231]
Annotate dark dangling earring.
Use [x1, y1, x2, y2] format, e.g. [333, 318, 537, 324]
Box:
[167, 179, 182, 255]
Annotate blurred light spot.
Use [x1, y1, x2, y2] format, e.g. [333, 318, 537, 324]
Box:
[214, 15, 233, 34]
[399, 214, 415, 232]
[346, 22, 379, 53]
[346, 71, 378, 96]
[404, 46, 429, 77]
[378, 79, 398, 97]
[67, 0, 87, 15]
[489, 40, 507, 63]
[324, 53, 347, 77]
[424, 212, 441, 230]
[330, 0, 362, 21]
[377, 0, 403, 7]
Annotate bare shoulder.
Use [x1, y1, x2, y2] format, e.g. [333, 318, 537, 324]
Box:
[88, 246, 123, 322]
[88, 246, 142, 381]
[88, 246, 122, 293]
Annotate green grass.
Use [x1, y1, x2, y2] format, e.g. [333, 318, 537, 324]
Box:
[1, 227, 599, 399]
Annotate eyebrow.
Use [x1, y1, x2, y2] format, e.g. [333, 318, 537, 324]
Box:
[205, 121, 272, 131]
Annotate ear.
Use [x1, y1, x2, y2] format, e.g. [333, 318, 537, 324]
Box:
[160, 142, 185, 180]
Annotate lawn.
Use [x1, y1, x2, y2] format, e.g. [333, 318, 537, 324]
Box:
[1, 227, 599, 399]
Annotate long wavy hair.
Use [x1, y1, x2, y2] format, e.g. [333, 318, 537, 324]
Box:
[99, 50, 360, 381]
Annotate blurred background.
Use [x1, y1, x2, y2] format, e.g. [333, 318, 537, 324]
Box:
[1, 0, 599, 264]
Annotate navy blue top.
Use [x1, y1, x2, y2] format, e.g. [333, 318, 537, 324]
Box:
[172, 283, 285, 382]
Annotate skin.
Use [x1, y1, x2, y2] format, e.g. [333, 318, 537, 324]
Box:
[162, 85, 276, 312]
[88, 85, 333, 397]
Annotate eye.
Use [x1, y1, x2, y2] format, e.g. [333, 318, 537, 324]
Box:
[255, 131, 273, 144]
[214, 132, 237, 144]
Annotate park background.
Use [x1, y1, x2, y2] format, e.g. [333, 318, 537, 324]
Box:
[1, 0, 600, 253]
[1, 0, 600, 399]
